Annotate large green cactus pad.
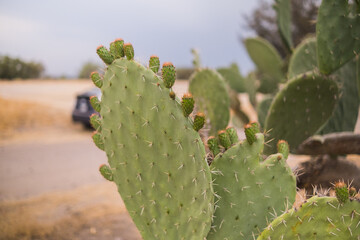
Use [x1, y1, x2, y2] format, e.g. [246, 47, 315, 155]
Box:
[189, 69, 230, 135]
[258, 196, 360, 239]
[274, 0, 293, 50]
[317, 0, 360, 74]
[207, 133, 296, 240]
[265, 73, 339, 153]
[98, 57, 214, 239]
[244, 37, 285, 88]
[217, 63, 246, 93]
[319, 59, 360, 134]
[288, 37, 318, 79]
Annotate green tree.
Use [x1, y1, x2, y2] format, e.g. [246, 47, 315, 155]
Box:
[78, 62, 101, 79]
[0, 55, 44, 80]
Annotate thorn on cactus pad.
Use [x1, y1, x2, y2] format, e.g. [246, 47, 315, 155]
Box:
[182, 93, 195, 117]
[162, 62, 176, 88]
[349, 187, 357, 198]
[193, 112, 205, 131]
[334, 181, 349, 204]
[149, 55, 160, 73]
[218, 130, 231, 149]
[124, 43, 134, 60]
[90, 71, 103, 88]
[277, 140, 289, 160]
[99, 164, 114, 181]
[96, 45, 115, 65]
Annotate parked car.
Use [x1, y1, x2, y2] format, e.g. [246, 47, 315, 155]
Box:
[72, 88, 101, 128]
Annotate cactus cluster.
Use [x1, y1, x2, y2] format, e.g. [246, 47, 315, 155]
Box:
[89, 38, 360, 240]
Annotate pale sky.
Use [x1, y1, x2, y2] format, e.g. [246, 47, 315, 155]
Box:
[0, 0, 262, 77]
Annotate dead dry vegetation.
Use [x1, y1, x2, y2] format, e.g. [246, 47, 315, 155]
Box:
[0, 97, 71, 136]
[0, 183, 141, 240]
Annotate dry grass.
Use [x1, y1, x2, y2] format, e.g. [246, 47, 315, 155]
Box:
[0, 97, 75, 141]
[0, 183, 141, 240]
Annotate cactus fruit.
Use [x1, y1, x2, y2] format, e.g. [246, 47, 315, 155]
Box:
[110, 38, 124, 58]
[225, 126, 238, 145]
[89, 113, 101, 131]
[277, 140, 289, 160]
[99, 164, 114, 181]
[149, 55, 160, 73]
[244, 122, 260, 145]
[317, 0, 360, 74]
[92, 131, 104, 151]
[288, 37, 318, 79]
[193, 112, 205, 131]
[207, 136, 220, 157]
[90, 71, 103, 88]
[218, 130, 232, 150]
[274, 0, 293, 50]
[161, 62, 176, 89]
[217, 63, 246, 93]
[264, 73, 339, 153]
[244, 37, 285, 88]
[319, 59, 360, 134]
[181, 93, 194, 117]
[208, 129, 296, 240]
[96, 45, 114, 65]
[189, 69, 230, 135]
[258, 188, 360, 239]
[334, 181, 350, 204]
[91, 40, 214, 240]
[123, 43, 134, 60]
[89, 96, 101, 112]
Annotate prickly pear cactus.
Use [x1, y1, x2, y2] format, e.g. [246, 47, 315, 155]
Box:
[274, 0, 293, 50]
[258, 188, 360, 239]
[91, 40, 214, 240]
[244, 37, 285, 90]
[317, 0, 360, 74]
[189, 69, 230, 135]
[207, 125, 296, 240]
[288, 37, 318, 79]
[264, 73, 339, 153]
[217, 63, 246, 93]
[257, 96, 273, 127]
[319, 59, 360, 134]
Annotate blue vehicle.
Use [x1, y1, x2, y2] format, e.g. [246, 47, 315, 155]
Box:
[72, 88, 101, 128]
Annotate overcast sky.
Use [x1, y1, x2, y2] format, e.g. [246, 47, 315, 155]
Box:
[0, 0, 262, 78]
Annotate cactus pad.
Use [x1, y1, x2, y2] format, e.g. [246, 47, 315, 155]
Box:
[92, 41, 214, 240]
[317, 0, 360, 74]
[217, 63, 246, 93]
[207, 132, 296, 240]
[258, 196, 360, 239]
[319, 59, 360, 134]
[257, 96, 273, 127]
[189, 69, 230, 135]
[274, 0, 293, 50]
[244, 37, 285, 87]
[265, 73, 339, 153]
[288, 37, 318, 79]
